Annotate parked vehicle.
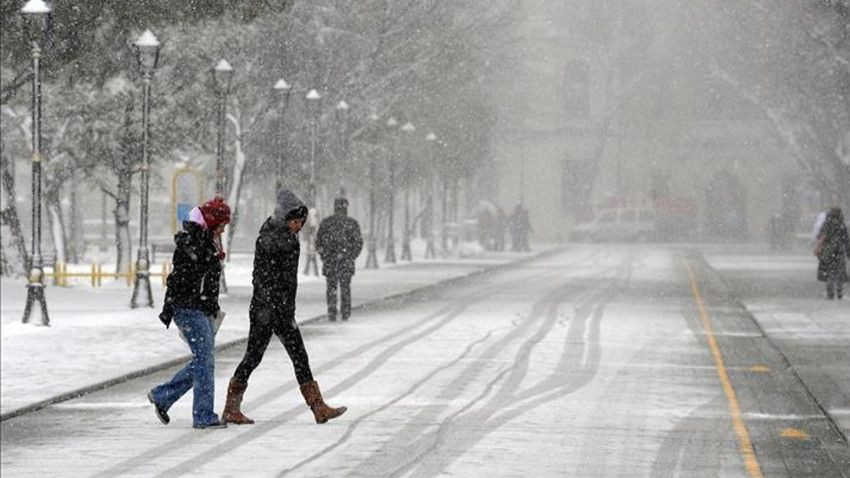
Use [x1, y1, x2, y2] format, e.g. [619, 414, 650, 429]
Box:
[571, 208, 655, 242]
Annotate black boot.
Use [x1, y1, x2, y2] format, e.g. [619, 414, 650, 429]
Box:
[147, 391, 170, 425]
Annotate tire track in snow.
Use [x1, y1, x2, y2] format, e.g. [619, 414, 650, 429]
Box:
[341, 257, 623, 477]
[389, 257, 631, 478]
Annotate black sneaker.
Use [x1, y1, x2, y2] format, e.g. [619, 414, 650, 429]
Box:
[193, 420, 228, 430]
[147, 391, 170, 425]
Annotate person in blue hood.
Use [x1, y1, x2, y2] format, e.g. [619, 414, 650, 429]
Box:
[222, 190, 347, 425]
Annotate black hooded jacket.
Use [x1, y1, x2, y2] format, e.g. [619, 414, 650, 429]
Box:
[250, 190, 308, 315]
[159, 221, 222, 327]
[316, 199, 363, 276]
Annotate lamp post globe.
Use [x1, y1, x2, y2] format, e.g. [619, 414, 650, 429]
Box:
[130, 28, 161, 308]
[20, 0, 51, 325]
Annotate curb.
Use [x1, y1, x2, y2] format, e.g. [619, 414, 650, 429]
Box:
[0, 247, 563, 422]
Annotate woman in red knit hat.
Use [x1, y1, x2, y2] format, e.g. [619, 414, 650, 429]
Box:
[147, 196, 231, 429]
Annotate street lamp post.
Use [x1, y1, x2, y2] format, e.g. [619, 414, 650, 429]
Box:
[424, 132, 438, 259]
[439, 141, 449, 255]
[304, 89, 322, 276]
[213, 59, 233, 196]
[130, 29, 161, 309]
[273, 78, 292, 193]
[21, 0, 50, 325]
[305, 89, 322, 206]
[335, 100, 350, 198]
[212, 59, 233, 293]
[364, 113, 380, 269]
[384, 117, 398, 264]
[400, 121, 415, 262]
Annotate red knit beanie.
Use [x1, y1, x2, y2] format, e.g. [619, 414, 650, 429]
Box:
[199, 196, 231, 230]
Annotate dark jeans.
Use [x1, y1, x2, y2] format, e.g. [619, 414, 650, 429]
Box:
[826, 269, 844, 299]
[232, 308, 313, 385]
[150, 308, 219, 427]
[325, 271, 352, 320]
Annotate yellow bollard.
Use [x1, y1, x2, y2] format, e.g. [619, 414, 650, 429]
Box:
[60, 262, 68, 287]
[127, 264, 135, 287]
[91, 264, 97, 287]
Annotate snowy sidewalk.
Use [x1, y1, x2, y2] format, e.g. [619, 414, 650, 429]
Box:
[0, 246, 551, 418]
[703, 247, 850, 439]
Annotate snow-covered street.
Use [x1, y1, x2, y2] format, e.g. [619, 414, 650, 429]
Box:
[2, 245, 847, 477]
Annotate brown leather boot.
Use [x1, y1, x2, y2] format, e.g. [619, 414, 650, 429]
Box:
[299, 380, 347, 424]
[222, 378, 255, 425]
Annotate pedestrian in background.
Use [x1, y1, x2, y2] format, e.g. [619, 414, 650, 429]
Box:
[222, 190, 347, 425]
[148, 197, 230, 429]
[814, 207, 849, 300]
[316, 197, 363, 321]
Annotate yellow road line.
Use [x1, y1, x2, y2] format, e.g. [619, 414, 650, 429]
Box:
[684, 261, 764, 478]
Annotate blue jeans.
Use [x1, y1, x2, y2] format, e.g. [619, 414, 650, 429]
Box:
[150, 308, 219, 427]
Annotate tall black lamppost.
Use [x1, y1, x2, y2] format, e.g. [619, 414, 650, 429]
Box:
[130, 29, 161, 309]
[21, 0, 50, 325]
[424, 132, 438, 259]
[213, 59, 233, 195]
[364, 113, 380, 269]
[305, 89, 322, 206]
[400, 121, 415, 261]
[384, 116, 399, 264]
[335, 100, 350, 198]
[440, 140, 450, 254]
[304, 89, 322, 276]
[212, 59, 232, 292]
[273, 78, 292, 193]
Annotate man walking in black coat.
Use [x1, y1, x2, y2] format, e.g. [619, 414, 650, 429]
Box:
[222, 190, 346, 425]
[316, 197, 363, 321]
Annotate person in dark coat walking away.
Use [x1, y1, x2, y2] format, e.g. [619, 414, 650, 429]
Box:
[147, 197, 230, 429]
[222, 190, 347, 425]
[316, 197, 363, 321]
[815, 207, 850, 300]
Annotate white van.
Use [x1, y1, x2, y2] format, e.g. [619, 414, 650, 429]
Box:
[570, 208, 655, 242]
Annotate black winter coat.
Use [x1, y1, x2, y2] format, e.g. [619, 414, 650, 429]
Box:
[250, 217, 301, 316]
[159, 221, 222, 327]
[817, 221, 850, 283]
[316, 213, 363, 276]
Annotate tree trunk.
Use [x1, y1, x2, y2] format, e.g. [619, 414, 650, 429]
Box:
[68, 178, 81, 262]
[45, 189, 68, 265]
[0, 150, 29, 275]
[114, 171, 133, 274]
[224, 129, 248, 260]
